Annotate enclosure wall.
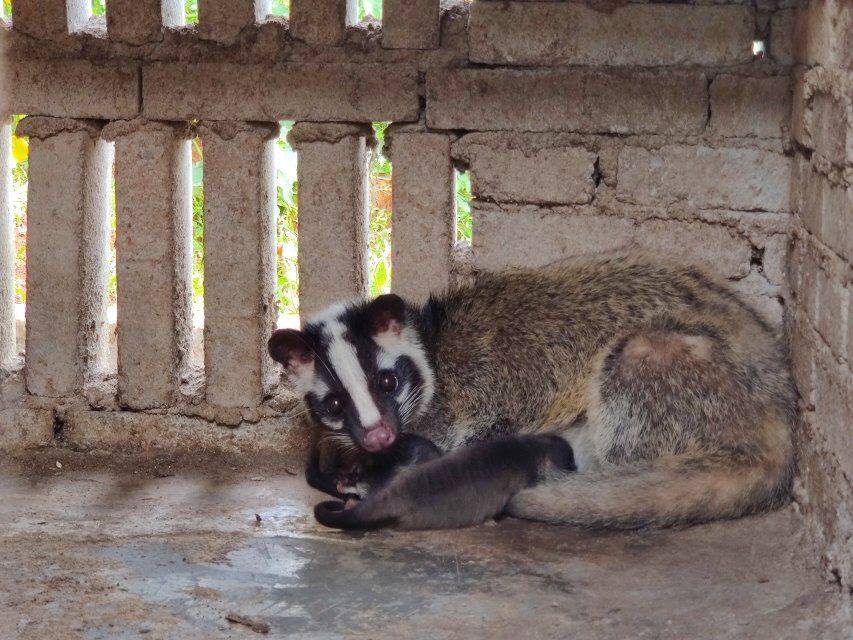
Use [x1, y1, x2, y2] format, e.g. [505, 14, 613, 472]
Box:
[786, 0, 852, 590]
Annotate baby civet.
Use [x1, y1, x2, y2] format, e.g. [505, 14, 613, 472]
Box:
[268, 255, 795, 530]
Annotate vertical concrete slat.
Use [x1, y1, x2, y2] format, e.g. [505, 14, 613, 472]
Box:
[388, 130, 455, 302]
[288, 123, 372, 320]
[0, 121, 17, 366]
[19, 117, 111, 396]
[199, 0, 270, 44]
[199, 122, 278, 408]
[382, 0, 440, 50]
[105, 120, 193, 410]
[290, 0, 357, 46]
[107, 0, 184, 44]
[12, 0, 91, 37]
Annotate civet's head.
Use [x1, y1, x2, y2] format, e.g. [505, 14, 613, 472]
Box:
[268, 294, 434, 453]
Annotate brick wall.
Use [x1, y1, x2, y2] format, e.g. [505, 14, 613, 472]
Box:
[0, 2, 844, 582]
[786, 0, 853, 591]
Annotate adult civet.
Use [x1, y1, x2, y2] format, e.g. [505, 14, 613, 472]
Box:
[269, 254, 795, 531]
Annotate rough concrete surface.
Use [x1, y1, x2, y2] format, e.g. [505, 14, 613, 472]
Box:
[10, 0, 90, 38]
[4, 59, 140, 120]
[788, 0, 853, 589]
[291, 125, 370, 319]
[387, 131, 455, 303]
[23, 123, 111, 398]
[199, 0, 267, 45]
[709, 75, 791, 139]
[616, 145, 792, 212]
[199, 122, 278, 409]
[290, 0, 357, 47]
[110, 124, 193, 410]
[427, 69, 707, 134]
[469, 2, 753, 67]
[472, 206, 754, 282]
[382, 0, 439, 50]
[1, 453, 849, 640]
[458, 135, 597, 205]
[143, 63, 420, 123]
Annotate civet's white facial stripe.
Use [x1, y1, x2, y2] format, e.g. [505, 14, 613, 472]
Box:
[324, 319, 382, 428]
[374, 325, 434, 417]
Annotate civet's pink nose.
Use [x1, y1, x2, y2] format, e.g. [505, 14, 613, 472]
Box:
[362, 422, 396, 452]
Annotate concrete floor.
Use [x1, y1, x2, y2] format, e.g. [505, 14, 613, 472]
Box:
[1, 451, 850, 640]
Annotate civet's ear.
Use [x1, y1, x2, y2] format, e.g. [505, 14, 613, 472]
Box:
[367, 293, 407, 338]
[268, 329, 314, 373]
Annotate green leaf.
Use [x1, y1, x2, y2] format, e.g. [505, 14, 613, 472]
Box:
[270, 0, 289, 16]
[192, 163, 204, 189]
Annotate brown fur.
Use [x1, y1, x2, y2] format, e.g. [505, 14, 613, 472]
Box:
[408, 254, 795, 528]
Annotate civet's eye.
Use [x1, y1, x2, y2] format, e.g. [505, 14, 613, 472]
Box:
[323, 395, 344, 417]
[377, 370, 398, 393]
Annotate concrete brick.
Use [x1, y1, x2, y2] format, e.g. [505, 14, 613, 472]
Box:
[0, 408, 54, 451]
[814, 349, 853, 479]
[800, 241, 821, 328]
[806, 89, 849, 169]
[290, 0, 356, 46]
[427, 69, 707, 135]
[288, 123, 371, 319]
[11, 0, 89, 37]
[848, 284, 853, 365]
[107, 0, 183, 44]
[787, 233, 805, 299]
[200, 0, 269, 44]
[789, 309, 816, 406]
[472, 207, 636, 272]
[457, 135, 596, 205]
[199, 122, 278, 408]
[796, 158, 823, 237]
[818, 178, 852, 265]
[143, 62, 418, 123]
[473, 207, 753, 278]
[791, 67, 808, 146]
[797, 160, 852, 262]
[816, 265, 849, 361]
[769, 9, 794, 65]
[106, 121, 194, 410]
[710, 75, 791, 139]
[21, 118, 111, 397]
[793, 0, 853, 69]
[762, 234, 790, 288]
[470, 3, 753, 67]
[0, 122, 15, 366]
[616, 145, 792, 212]
[794, 427, 853, 587]
[388, 131, 455, 303]
[382, 0, 439, 50]
[62, 410, 305, 455]
[636, 219, 753, 280]
[4, 59, 139, 120]
[841, 1, 853, 71]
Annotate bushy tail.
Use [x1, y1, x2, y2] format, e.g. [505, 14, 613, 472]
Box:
[506, 448, 793, 529]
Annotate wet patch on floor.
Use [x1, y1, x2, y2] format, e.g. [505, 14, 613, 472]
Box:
[94, 534, 526, 637]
